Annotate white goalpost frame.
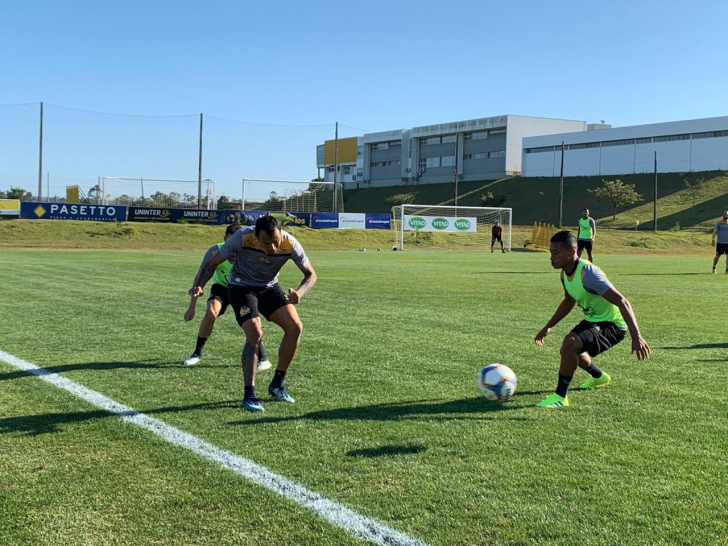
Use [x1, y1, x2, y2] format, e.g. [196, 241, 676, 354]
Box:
[101, 177, 215, 208]
[242, 178, 341, 212]
[395, 204, 513, 251]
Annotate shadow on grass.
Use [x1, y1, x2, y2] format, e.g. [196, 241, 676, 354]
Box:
[663, 343, 728, 350]
[347, 444, 427, 458]
[230, 397, 531, 427]
[0, 400, 239, 436]
[0, 359, 182, 382]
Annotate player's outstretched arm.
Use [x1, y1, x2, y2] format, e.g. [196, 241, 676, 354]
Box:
[189, 250, 226, 297]
[535, 292, 576, 346]
[602, 288, 650, 360]
[288, 262, 317, 305]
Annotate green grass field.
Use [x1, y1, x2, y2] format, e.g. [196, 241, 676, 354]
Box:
[1, 248, 727, 545]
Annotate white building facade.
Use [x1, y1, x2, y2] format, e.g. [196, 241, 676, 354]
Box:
[318, 115, 585, 190]
[522, 116, 728, 177]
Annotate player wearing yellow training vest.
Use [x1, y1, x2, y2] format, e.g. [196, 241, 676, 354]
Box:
[183, 223, 271, 370]
[534, 230, 650, 408]
[577, 208, 596, 262]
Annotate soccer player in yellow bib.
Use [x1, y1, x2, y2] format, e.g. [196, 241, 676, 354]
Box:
[190, 215, 317, 412]
[183, 223, 272, 370]
[534, 230, 650, 407]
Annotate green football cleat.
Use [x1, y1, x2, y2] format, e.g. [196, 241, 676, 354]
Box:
[536, 393, 569, 407]
[578, 372, 612, 390]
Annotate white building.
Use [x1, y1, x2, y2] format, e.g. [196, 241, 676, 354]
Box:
[522, 116, 728, 177]
[317, 115, 586, 190]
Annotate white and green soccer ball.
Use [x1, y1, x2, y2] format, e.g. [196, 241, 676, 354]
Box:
[477, 364, 517, 401]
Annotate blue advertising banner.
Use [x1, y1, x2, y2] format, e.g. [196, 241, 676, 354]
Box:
[285, 212, 311, 227]
[365, 213, 391, 229]
[128, 207, 224, 225]
[21, 202, 127, 222]
[311, 212, 339, 229]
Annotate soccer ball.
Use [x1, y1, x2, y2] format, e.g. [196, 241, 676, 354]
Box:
[477, 364, 517, 401]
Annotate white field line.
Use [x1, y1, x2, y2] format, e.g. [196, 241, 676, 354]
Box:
[0, 350, 427, 546]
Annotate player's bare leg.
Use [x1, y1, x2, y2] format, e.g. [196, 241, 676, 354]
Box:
[240, 318, 263, 411]
[266, 305, 303, 403]
[184, 300, 221, 366]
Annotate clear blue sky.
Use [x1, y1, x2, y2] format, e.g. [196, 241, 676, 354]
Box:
[2, 0, 727, 200]
[3, 0, 727, 129]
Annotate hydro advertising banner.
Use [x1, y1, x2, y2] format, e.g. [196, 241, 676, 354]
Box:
[285, 212, 311, 227]
[365, 213, 391, 229]
[21, 202, 127, 222]
[403, 215, 477, 233]
[128, 207, 224, 225]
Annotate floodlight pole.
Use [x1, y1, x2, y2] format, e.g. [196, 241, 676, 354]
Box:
[454, 133, 459, 207]
[653, 151, 658, 231]
[559, 141, 564, 228]
[38, 102, 44, 202]
[333, 122, 339, 213]
[198, 113, 204, 209]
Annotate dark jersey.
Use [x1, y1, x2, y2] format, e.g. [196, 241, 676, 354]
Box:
[492, 226, 502, 238]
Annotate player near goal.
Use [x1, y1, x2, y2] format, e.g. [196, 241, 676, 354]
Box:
[189, 216, 317, 412]
[534, 230, 650, 408]
[183, 223, 272, 370]
[711, 210, 728, 274]
[491, 221, 505, 253]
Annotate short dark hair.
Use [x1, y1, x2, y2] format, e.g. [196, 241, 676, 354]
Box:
[550, 230, 577, 249]
[225, 223, 243, 238]
[255, 215, 280, 238]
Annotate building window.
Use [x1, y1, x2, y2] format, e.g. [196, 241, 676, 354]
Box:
[372, 142, 389, 150]
[526, 146, 555, 154]
[464, 131, 487, 141]
[441, 135, 457, 144]
[636, 137, 653, 144]
[602, 139, 636, 147]
[420, 157, 440, 169]
[441, 155, 456, 167]
[653, 134, 691, 143]
[343, 166, 353, 174]
[388, 140, 401, 146]
[421, 136, 441, 145]
[464, 152, 489, 159]
[489, 151, 505, 158]
[489, 128, 506, 134]
[568, 142, 601, 150]
[692, 130, 728, 139]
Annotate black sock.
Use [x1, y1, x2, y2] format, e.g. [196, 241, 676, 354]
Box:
[270, 369, 287, 389]
[555, 374, 573, 398]
[583, 364, 602, 379]
[258, 341, 268, 362]
[244, 385, 257, 399]
[193, 336, 208, 356]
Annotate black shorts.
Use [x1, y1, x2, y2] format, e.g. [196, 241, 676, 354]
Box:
[207, 283, 231, 316]
[228, 283, 290, 326]
[492, 236, 502, 243]
[570, 320, 626, 357]
[577, 239, 593, 253]
[716, 243, 728, 256]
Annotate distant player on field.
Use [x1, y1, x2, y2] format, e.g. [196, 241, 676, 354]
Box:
[183, 223, 271, 370]
[577, 208, 596, 262]
[189, 215, 317, 412]
[711, 210, 728, 274]
[491, 222, 505, 253]
[534, 231, 650, 408]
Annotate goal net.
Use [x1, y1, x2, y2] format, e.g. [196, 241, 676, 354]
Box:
[101, 177, 216, 209]
[392, 204, 512, 251]
[243, 179, 343, 213]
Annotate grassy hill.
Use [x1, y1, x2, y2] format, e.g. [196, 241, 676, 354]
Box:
[343, 171, 728, 229]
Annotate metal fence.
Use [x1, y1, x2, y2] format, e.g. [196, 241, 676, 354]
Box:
[0, 102, 363, 210]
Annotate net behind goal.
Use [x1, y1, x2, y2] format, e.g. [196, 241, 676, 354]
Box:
[243, 179, 343, 213]
[392, 204, 512, 251]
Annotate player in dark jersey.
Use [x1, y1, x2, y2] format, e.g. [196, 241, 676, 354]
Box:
[491, 222, 505, 253]
[183, 223, 271, 370]
[190, 216, 317, 412]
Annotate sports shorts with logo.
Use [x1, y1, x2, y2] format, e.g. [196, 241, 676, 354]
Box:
[570, 320, 626, 357]
[228, 283, 290, 326]
[207, 283, 231, 315]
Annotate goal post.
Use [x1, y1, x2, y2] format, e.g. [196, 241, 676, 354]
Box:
[242, 178, 343, 213]
[392, 204, 512, 251]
